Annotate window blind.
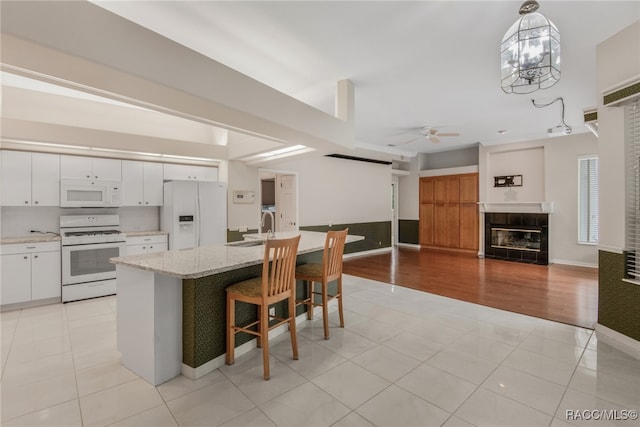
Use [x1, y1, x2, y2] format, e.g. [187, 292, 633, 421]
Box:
[625, 99, 640, 280]
[579, 156, 599, 244]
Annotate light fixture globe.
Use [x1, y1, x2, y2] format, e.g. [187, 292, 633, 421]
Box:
[501, 0, 561, 94]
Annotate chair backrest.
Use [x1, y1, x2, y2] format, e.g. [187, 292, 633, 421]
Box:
[262, 235, 301, 298]
[322, 228, 349, 281]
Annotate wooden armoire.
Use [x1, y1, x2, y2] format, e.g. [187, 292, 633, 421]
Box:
[419, 173, 479, 251]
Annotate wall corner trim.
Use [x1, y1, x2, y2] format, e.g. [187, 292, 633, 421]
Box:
[595, 323, 640, 361]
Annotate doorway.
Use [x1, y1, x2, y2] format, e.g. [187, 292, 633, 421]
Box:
[258, 169, 299, 234]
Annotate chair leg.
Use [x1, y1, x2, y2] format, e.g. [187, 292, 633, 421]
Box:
[256, 305, 262, 348]
[306, 280, 313, 320]
[226, 294, 235, 365]
[322, 280, 329, 339]
[288, 296, 299, 360]
[260, 303, 270, 380]
[337, 276, 345, 328]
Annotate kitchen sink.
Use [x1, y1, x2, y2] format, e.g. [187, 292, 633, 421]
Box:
[225, 240, 265, 247]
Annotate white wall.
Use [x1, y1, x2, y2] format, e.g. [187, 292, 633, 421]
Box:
[398, 157, 419, 220]
[1, 206, 159, 237]
[545, 133, 599, 266]
[227, 155, 392, 230]
[486, 147, 545, 203]
[479, 134, 599, 267]
[597, 20, 640, 252]
[227, 161, 261, 230]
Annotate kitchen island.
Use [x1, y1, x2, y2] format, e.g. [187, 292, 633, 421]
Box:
[111, 230, 363, 386]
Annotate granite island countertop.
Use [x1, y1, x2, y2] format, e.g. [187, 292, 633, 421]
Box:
[110, 230, 363, 279]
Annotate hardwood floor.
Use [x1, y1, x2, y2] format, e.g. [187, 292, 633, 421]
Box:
[343, 246, 598, 329]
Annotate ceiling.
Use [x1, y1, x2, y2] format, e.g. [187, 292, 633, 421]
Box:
[4, 1, 640, 160]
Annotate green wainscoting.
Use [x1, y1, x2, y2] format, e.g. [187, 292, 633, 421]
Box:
[300, 221, 391, 253]
[182, 249, 323, 369]
[598, 250, 640, 341]
[399, 220, 419, 245]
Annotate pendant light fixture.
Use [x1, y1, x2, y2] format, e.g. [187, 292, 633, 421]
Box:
[501, 0, 561, 94]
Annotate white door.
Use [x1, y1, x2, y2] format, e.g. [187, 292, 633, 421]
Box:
[1, 253, 32, 304]
[198, 182, 227, 246]
[32, 153, 60, 206]
[167, 181, 198, 249]
[122, 160, 145, 206]
[1, 150, 31, 206]
[276, 174, 297, 232]
[92, 158, 122, 181]
[143, 162, 164, 206]
[31, 251, 61, 300]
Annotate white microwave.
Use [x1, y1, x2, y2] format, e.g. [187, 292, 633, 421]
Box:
[60, 179, 121, 207]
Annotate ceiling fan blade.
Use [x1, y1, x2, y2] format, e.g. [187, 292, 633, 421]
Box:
[389, 136, 422, 146]
[435, 132, 460, 137]
[430, 135, 441, 143]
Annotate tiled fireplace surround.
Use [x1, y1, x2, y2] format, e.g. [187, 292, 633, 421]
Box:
[484, 212, 549, 265]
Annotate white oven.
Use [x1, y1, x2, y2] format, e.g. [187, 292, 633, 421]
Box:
[60, 179, 121, 208]
[62, 241, 125, 285]
[60, 215, 126, 302]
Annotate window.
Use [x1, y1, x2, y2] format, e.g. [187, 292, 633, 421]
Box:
[625, 99, 640, 281]
[578, 155, 599, 244]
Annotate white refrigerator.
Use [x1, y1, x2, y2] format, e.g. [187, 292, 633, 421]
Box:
[161, 181, 227, 250]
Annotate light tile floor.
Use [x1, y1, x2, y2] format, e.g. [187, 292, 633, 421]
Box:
[1, 275, 639, 427]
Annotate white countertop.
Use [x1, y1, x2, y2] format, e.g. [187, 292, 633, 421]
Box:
[123, 230, 169, 237]
[1, 234, 61, 245]
[111, 230, 363, 279]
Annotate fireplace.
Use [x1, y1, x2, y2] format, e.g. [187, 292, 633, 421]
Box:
[484, 212, 548, 265]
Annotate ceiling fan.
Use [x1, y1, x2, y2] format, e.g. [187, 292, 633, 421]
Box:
[391, 126, 460, 146]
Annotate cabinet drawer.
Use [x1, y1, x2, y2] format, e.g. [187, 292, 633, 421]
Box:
[0, 241, 61, 255]
[126, 234, 168, 246]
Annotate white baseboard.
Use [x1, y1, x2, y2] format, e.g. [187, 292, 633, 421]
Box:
[344, 247, 392, 259]
[397, 243, 420, 249]
[595, 323, 640, 360]
[551, 259, 598, 269]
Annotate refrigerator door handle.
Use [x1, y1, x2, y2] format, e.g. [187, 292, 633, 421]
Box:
[196, 183, 201, 247]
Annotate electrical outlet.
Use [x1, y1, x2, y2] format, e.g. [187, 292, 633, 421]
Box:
[269, 307, 275, 317]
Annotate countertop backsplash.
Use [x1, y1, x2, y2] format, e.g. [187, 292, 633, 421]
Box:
[1, 206, 160, 239]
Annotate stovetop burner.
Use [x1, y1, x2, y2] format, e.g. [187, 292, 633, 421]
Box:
[60, 215, 125, 245]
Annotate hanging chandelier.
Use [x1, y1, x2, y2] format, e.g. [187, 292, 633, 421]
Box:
[501, 0, 561, 94]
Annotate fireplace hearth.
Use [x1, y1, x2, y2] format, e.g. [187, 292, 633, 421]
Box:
[484, 212, 548, 265]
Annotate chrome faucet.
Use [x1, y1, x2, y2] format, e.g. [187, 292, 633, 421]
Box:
[261, 211, 275, 238]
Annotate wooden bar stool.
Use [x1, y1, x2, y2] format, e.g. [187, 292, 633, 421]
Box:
[226, 235, 301, 380]
[295, 228, 348, 339]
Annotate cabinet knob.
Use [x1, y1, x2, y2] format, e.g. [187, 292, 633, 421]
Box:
[149, 246, 154, 249]
[138, 201, 142, 205]
[95, 176, 98, 179]
[86, 175, 90, 178]
[23, 256, 28, 259]
[145, 201, 149, 205]
[34, 255, 38, 259]
[24, 201, 29, 204]
[34, 201, 39, 204]
[142, 246, 146, 250]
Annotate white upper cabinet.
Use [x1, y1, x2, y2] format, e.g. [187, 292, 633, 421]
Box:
[60, 155, 121, 181]
[0, 150, 60, 206]
[122, 160, 163, 206]
[32, 153, 61, 206]
[163, 163, 218, 181]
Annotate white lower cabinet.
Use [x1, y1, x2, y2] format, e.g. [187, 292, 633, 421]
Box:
[1, 241, 61, 306]
[125, 234, 168, 255]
